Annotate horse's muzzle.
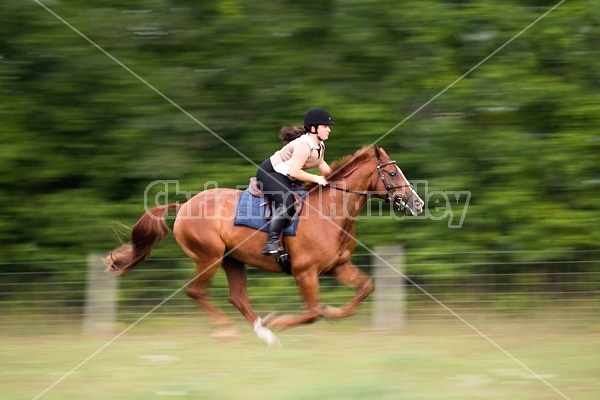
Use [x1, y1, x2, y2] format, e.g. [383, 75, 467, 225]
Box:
[396, 191, 423, 216]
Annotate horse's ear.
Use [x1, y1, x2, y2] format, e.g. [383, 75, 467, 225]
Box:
[374, 144, 388, 158]
[373, 144, 381, 158]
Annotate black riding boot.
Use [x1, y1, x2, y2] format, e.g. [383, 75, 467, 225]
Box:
[263, 205, 288, 254]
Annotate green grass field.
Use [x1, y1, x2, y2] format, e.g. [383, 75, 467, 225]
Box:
[2, 317, 599, 400]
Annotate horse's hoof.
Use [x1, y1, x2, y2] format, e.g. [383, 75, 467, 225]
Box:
[104, 266, 119, 277]
[253, 317, 281, 347]
[261, 312, 281, 329]
[321, 306, 345, 319]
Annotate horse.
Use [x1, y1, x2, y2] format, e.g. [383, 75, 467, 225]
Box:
[104, 145, 423, 345]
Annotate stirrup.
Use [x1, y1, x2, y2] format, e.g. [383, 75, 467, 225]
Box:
[262, 240, 284, 255]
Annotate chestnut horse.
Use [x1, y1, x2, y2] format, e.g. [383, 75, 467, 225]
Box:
[105, 145, 423, 345]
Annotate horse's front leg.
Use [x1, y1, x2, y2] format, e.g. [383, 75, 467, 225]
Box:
[222, 257, 280, 346]
[262, 269, 325, 330]
[321, 262, 374, 319]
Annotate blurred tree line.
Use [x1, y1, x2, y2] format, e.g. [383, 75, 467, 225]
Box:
[1, 0, 599, 284]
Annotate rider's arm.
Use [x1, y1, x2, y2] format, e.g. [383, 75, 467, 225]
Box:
[317, 160, 332, 177]
[288, 143, 325, 184]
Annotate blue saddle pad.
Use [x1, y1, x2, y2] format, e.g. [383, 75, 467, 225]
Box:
[234, 188, 306, 236]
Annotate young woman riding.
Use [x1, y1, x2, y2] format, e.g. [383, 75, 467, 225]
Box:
[256, 108, 335, 254]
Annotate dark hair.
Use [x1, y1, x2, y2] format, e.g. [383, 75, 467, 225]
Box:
[279, 125, 307, 143]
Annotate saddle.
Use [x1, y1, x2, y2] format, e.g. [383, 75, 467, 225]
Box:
[247, 177, 305, 275]
[248, 177, 304, 221]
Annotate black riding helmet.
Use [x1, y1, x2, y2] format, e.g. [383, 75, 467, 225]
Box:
[304, 108, 335, 127]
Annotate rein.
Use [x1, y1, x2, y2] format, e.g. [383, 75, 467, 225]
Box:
[328, 185, 386, 198]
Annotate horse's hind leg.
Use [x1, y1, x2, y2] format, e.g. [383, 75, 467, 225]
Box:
[185, 255, 238, 340]
[222, 257, 280, 346]
[322, 261, 374, 319]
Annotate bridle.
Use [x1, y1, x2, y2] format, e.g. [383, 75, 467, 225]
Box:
[376, 159, 415, 209]
[329, 157, 414, 210]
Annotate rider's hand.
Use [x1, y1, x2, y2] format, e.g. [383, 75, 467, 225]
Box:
[314, 176, 328, 186]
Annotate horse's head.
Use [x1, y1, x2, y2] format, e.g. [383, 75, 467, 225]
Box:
[372, 145, 423, 216]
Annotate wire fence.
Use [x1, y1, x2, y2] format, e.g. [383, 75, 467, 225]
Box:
[1, 250, 599, 334]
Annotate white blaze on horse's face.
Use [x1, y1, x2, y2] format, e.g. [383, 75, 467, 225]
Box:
[390, 164, 424, 216]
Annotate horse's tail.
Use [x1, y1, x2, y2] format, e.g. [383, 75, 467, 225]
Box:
[104, 204, 181, 276]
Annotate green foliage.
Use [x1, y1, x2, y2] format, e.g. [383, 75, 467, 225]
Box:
[1, 0, 599, 283]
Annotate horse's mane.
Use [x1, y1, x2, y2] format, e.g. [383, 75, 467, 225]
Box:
[304, 146, 375, 190]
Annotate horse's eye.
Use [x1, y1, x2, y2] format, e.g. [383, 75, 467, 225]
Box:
[389, 172, 397, 178]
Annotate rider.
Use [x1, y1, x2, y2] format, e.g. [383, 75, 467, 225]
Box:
[256, 108, 335, 254]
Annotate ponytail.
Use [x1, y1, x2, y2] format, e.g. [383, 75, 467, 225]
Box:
[279, 125, 306, 143]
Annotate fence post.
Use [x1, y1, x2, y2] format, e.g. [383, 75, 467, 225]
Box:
[83, 252, 118, 334]
[372, 245, 405, 330]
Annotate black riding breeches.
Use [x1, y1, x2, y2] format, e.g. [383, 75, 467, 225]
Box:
[256, 159, 296, 218]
